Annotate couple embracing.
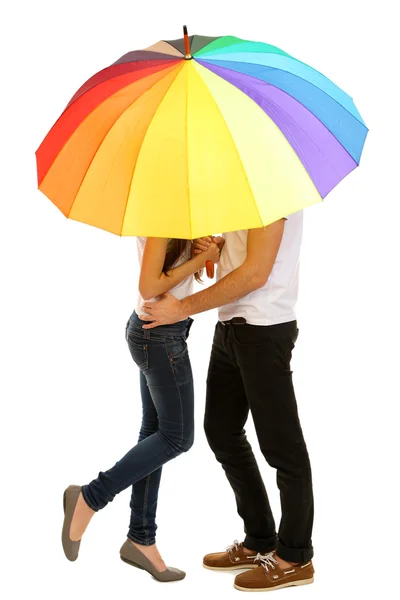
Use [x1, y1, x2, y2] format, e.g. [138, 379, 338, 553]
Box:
[62, 213, 314, 593]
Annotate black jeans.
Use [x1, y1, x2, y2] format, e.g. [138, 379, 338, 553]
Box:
[82, 311, 194, 545]
[204, 320, 314, 564]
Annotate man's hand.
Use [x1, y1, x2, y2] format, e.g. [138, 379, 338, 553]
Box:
[193, 236, 225, 258]
[213, 236, 225, 257]
[192, 236, 212, 256]
[140, 293, 186, 329]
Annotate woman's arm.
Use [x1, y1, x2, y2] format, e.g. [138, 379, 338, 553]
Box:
[139, 238, 219, 300]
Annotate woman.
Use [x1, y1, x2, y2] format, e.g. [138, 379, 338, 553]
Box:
[62, 236, 220, 581]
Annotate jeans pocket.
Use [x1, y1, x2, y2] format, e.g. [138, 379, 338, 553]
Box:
[166, 337, 188, 363]
[232, 324, 273, 346]
[127, 336, 148, 370]
[130, 343, 148, 370]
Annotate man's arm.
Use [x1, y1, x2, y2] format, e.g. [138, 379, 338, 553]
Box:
[182, 222, 285, 316]
[140, 220, 285, 327]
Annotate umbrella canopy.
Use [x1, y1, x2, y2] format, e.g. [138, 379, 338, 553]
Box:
[36, 28, 368, 239]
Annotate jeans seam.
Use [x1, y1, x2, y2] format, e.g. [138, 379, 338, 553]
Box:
[167, 352, 185, 452]
[115, 437, 177, 493]
[142, 474, 151, 541]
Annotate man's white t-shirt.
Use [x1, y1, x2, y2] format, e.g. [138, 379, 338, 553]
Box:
[217, 211, 303, 326]
[135, 237, 193, 318]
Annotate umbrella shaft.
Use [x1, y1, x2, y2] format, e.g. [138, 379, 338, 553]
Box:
[183, 25, 192, 59]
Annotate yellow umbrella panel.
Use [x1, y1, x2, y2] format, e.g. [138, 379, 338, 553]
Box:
[37, 32, 367, 238]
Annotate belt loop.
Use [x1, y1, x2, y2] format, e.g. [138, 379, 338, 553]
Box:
[143, 329, 151, 340]
[185, 317, 193, 338]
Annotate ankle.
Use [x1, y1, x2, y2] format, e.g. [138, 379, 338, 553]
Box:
[129, 539, 147, 547]
[275, 554, 300, 568]
[78, 493, 95, 515]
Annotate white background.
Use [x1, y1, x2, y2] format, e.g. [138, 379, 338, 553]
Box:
[1, 0, 399, 598]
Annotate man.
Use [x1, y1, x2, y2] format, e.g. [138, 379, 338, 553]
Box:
[140, 213, 314, 593]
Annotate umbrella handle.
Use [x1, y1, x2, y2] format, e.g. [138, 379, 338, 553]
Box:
[206, 261, 214, 278]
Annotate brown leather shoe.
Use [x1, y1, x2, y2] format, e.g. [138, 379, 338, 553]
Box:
[203, 540, 271, 571]
[234, 552, 314, 592]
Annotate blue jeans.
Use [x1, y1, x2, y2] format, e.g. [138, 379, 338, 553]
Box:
[81, 311, 194, 545]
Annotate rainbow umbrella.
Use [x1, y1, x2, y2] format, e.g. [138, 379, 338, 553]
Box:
[36, 27, 367, 239]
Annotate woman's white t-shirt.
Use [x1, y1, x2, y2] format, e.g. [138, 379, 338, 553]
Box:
[135, 237, 193, 319]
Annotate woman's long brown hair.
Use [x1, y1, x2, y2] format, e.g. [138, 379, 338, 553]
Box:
[163, 239, 203, 283]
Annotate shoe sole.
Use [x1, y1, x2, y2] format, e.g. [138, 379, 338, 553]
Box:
[234, 576, 314, 592]
[120, 556, 146, 571]
[120, 554, 186, 582]
[203, 563, 259, 571]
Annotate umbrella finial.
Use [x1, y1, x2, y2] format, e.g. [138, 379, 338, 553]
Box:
[183, 25, 192, 59]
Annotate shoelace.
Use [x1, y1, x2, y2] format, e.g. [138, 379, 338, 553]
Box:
[226, 540, 241, 553]
[259, 552, 279, 572]
[248, 552, 271, 563]
[226, 542, 277, 568]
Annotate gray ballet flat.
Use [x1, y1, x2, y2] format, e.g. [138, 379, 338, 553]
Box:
[120, 539, 186, 582]
[62, 485, 82, 561]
